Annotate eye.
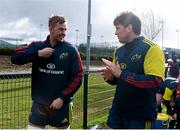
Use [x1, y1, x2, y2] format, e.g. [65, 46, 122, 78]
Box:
[116, 26, 121, 30]
[59, 27, 67, 31]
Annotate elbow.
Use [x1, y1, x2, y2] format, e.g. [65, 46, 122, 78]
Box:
[11, 56, 17, 64]
[11, 55, 23, 65]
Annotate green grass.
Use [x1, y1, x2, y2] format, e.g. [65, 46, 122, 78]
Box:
[0, 73, 115, 129]
[0, 78, 31, 128]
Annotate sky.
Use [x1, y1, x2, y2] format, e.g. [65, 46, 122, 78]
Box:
[0, 0, 180, 48]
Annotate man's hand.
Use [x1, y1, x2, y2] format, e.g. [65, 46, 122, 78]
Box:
[38, 47, 54, 58]
[101, 58, 122, 78]
[171, 113, 177, 120]
[49, 98, 64, 109]
[100, 68, 113, 81]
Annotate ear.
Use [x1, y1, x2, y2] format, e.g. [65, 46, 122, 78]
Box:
[126, 24, 133, 33]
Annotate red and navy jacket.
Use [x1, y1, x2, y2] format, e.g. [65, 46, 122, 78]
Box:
[107, 36, 165, 121]
[11, 36, 83, 106]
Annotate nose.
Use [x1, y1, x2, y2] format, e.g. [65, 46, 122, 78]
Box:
[62, 30, 67, 36]
[115, 30, 118, 35]
[62, 29, 66, 33]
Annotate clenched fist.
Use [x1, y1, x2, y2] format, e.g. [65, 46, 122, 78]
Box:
[49, 98, 64, 110]
[38, 47, 54, 58]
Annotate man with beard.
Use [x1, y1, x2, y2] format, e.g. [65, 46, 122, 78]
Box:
[11, 15, 83, 129]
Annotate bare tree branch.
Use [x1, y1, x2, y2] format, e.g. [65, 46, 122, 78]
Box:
[140, 10, 164, 41]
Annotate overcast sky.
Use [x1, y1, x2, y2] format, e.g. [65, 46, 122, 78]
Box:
[0, 0, 180, 48]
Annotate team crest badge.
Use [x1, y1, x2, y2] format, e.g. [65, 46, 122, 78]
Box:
[119, 63, 126, 69]
[131, 54, 141, 62]
[59, 52, 68, 60]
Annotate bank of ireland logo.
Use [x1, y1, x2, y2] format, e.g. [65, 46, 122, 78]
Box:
[59, 52, 68, 60]
[119, 63, 126, 69]
[131, 54, 141, 62]
[47, 63, 55, 69]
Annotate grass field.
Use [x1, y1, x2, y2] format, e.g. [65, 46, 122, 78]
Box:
[0, 72, 115, 129]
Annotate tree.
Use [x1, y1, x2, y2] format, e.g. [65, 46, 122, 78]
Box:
[140, 10, 164, 41]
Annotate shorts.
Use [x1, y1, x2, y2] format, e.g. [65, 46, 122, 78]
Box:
[107, 113, 155, 129]
[29, 102, 72, 127]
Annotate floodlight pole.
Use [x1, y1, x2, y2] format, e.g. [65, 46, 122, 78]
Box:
[160, 21, 164, 50]
[75, 29, 80, 46]
[86, 0, 91, 71]
[176, 29, 179, 49]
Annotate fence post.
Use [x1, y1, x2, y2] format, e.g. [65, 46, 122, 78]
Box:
[83, 71, 89, 129]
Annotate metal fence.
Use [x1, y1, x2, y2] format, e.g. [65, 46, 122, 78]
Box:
[0, 73, 31, 128]
[0, 72, 114, 129]
[86, 72, 115, 128]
